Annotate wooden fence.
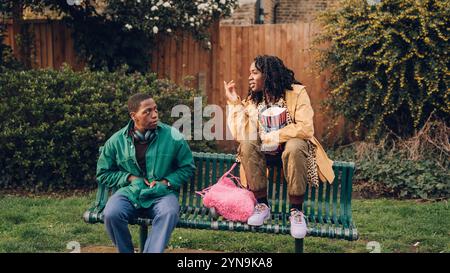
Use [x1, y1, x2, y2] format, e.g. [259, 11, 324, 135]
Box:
[3, 20, 84, 70]
[3, 20, 343, 149]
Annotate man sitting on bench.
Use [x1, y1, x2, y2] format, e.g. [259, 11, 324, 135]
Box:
[96, 93, 195, 253]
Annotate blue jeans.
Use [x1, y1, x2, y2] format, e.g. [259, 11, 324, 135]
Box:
[103, 193, 180, 253]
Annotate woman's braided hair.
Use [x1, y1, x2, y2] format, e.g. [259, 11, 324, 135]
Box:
[248, 55, 301, 104]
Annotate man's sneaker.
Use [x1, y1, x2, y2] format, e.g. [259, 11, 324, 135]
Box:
[289, 209, 307, 239]
[247, 203, 271, 226]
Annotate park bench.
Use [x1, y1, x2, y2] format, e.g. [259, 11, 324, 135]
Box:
[83, 151, 358, 253]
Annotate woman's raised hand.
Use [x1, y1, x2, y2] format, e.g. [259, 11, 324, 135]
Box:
[224, 80, 238, 102]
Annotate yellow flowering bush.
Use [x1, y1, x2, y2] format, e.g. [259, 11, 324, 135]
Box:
[316, 0, 449, 140]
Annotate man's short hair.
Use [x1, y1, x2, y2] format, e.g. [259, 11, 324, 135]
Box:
[127, 93, 152, 113]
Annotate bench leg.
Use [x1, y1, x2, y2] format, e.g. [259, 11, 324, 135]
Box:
[295, 238, 304, 253]
[139, 225, 148, 253]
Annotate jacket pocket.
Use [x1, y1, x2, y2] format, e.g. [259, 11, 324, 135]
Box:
[128, 178, 146, 195]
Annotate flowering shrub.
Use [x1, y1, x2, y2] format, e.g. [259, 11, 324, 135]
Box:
[77, 0, 236, 71]
[106, 0, 237, 48]
[316, 0, 449, 140]
[1, 0, 237, 72]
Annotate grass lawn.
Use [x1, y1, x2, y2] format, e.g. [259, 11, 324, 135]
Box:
[0, 192, 448, 253]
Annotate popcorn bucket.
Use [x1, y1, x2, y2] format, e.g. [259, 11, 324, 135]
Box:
[260, 106, 287, 133]
[259, 106, 287, 153]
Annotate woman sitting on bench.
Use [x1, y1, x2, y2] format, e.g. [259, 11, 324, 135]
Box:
[225, 55, 335, 239]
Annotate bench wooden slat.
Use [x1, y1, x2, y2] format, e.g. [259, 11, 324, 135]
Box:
[181, 174, 188, 207]
[267, 166, 275, 207]
[304, 183, 310, 215]
[189, 160, 197, 207]
[226, 158, 234, 176]
[332, 168, 340, 224]
[309, 185, 316, 222]
[317, 182, 324, 224]
[273, 165, 282, 214]
[195, 156, 204, 207]
[345, 164, 355, 225]
[204, 156, 211, 190]
[211, 156, 217, 189]
[218, 154, 225, 181]
[339, 166, 348, 227]
[281, 169, 288, 219]
[324, 181, 332, 223]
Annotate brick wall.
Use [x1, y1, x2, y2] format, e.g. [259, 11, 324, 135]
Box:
[275, 0, 339, 23]
[221, 0, 339, 25]
[221, 1, 258, 25]
[263, 0, 276, 23]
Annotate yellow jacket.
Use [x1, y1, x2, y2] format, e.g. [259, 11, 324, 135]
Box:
[227, 84, 335, 184]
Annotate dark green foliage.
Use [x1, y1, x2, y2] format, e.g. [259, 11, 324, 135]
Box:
[0, 66, 215, 192]
[317, 0, 449, 140]
[329, 139, 449, 199]
[67, 16, 154, 74]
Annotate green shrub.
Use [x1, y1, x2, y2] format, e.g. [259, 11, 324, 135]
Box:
[0, 66, 215, 192]
[329, 122, 450, 199]
[4, 0, 237, 73]
[317, 0, 449, 140]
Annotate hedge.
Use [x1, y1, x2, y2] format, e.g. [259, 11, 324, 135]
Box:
[0, 66, 215, 191]
[317, 0, 449, 140]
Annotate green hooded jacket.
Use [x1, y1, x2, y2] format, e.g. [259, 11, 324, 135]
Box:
[96, 120, 196, 209]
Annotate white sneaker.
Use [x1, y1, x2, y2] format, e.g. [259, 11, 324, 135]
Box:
[289, 209, 307, 239]
[247, 203, 271, 226]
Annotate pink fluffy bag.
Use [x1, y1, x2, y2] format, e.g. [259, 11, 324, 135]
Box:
[196, 163, 256, 222]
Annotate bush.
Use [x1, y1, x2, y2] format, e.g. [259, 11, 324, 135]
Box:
[5, 0, 237, 72]
[316, 0, 449, 140]
[329, 120, 450, 199]
[0, 66, 216, 192]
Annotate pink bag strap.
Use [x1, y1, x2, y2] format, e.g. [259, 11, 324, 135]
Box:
[195, 184, 212, 197]
[220, 162, 249, 190]
[195, 188, 207, 197]
[195, 162, 248, 197]
[220, 162, 238, 179]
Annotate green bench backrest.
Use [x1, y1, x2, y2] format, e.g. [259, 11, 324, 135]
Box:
[92, 151, 355, 228]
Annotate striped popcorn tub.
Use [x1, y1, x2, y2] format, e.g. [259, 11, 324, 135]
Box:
[259, 106, 287, 153]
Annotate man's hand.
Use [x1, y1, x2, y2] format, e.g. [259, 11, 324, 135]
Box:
[147, 179, 169, 188]
[128, 175, 168, 188]
[128, 175, 150, 186]
[127, 175, 139, 182]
